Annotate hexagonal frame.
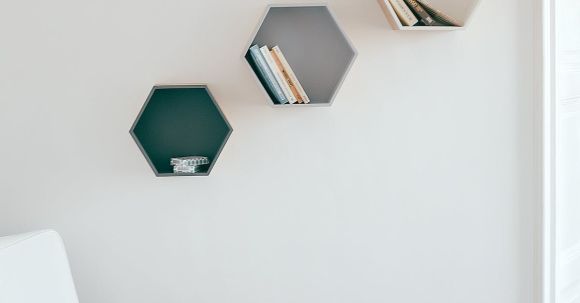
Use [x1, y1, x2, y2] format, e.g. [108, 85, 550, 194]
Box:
[130, 84, 232, 177]
[378, 0, 481, 31]
[244, 4, 357, 107]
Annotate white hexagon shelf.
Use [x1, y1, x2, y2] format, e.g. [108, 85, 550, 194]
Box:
[130, 85, 232, 177]
[378, 0, 481, 31]
[244, 4, 357, 107]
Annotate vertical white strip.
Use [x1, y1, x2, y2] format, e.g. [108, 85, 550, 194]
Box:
[541, 0, 557, 302]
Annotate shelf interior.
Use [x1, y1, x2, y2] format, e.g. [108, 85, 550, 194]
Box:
[247, 6, 355, 105]
[132, 87, 231, 175]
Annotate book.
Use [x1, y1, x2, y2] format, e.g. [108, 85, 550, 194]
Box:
[415, 0, 460, 26]
[248, 45, 288, 104]
[260, 46, 297, 104]
[387, 0, 419, 26]
[270, 49, 303, 103]
[403, 0, 436, 26]
[171, 156, 209, 166]
[173, 165, 205, 174]
[271, 46, 310, 104]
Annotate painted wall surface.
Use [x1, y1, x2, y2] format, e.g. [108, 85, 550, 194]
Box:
[0, 0, 536, 302]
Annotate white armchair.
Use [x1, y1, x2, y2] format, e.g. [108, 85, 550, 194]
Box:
[0, 230, 79, 303]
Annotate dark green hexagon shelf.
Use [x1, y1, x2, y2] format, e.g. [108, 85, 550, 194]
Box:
[130, 85, 232, 177]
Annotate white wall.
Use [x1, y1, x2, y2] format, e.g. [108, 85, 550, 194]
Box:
[0, 0, 536, 302]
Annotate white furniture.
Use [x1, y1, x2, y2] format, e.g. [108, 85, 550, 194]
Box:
[0, 230, 79, 303]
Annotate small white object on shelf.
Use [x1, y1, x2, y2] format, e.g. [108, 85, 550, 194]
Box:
[171, 156, 209, 174]
[171, 156, 209, 166]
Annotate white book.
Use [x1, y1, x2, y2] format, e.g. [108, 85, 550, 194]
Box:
[271, 46, 310, 104]
[260, 46, 297, 104]
[387, 0, 419, 26]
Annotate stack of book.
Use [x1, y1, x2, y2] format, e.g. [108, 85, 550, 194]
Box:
[171, 156, 209, 174]
[247, 44, 310, 105]
[387, 0, 460, 27]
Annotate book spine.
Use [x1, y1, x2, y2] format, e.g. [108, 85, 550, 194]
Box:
[271, 46, 310, 104]
[260, 46, 297, 104]
[415, 0, 460, 26]
[387, 0, 418, 26]
[403, 0, 436, 26]
[270, 49, 303, 103]
[249, 45, 287, 104]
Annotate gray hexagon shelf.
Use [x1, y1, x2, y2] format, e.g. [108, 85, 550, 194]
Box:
[244, 4, 356, 107]
[130, 85, 232, 177]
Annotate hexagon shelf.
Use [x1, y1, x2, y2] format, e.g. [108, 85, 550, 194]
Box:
[130, 85, 232, 177]
[378, 0, 481, 31]
[244, 4, 356, 107]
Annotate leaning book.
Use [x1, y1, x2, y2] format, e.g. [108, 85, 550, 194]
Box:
[260, 45, 297, 104]
[403, 0, 436, 25]
[387, 0, 419, 26]
[271, 46, 310, 103]
[248, 45, 288, 104]
[415, 0, 460, 26]
[270, 49, 303, 103]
